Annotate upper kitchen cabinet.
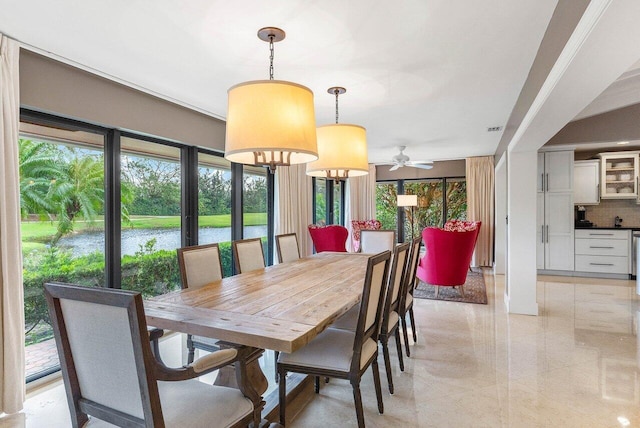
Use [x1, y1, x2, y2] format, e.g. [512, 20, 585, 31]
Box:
[543, 151, 573, 192]
[573, 160, 600, 205]
[599, 151, 639, 199]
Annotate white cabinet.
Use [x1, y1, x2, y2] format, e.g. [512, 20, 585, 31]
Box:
[599, 152, 639, 199]
[574, 229, 631, 275]
[573, 160, 600, 205]
[537, 150, 574, 271]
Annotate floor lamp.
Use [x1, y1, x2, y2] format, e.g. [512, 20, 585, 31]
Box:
[397, 194, 418, 241]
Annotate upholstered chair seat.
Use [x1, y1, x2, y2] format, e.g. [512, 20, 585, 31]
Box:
[308, 224, 349, 253]
[360, 230, 395, 254]
[232, 238, 266, 273]
[275, 233, 301, 263]
[351, 219, 382, 252]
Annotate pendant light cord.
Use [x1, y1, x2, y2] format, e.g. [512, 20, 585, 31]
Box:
[269, 35, 275, 80]
[334, 89, 340, 124]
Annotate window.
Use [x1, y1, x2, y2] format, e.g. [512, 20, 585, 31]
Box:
[376, 177, 466, 242]
[20, 109, 276, 383]
[313, 178, 344, 226]
[20, 122, 106, 381]
[243, 166, 269, 263]
[120, 136, 182, 297]
[197, 152, 233, 276]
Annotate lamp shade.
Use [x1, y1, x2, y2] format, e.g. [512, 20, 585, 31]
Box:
[397, 194, 418, 207]
[306, 124, 369, 178]
[225, 80, 318, 167]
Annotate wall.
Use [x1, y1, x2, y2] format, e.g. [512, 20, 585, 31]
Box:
[375, 159, 465, 181]
[582, 199, 640, 228]
[19, 49, 226, 151]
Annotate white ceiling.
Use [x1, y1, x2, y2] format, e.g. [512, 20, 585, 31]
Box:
[1, 0, 559, 163]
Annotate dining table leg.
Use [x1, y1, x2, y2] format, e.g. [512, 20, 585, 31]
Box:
[215, 342, 270, 427]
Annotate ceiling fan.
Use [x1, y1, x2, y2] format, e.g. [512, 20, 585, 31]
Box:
[387, 146, 433, 171]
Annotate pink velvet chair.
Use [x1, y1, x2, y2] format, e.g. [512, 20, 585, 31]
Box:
[416, 221, 481, 298]
[308, 224, 349, 253]
[350, 219, 382, 252]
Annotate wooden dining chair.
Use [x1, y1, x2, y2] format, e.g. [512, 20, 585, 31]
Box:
[232, 237, 266, 274]
[360, 229, 395, 254]
[275, 233, 301, 264]
[399, 236, 421, 357]
[177, 243, 224, 364]
[44, 282, 257, 428]
[278, 250, 391, 428]
[332, 243, 410, 394]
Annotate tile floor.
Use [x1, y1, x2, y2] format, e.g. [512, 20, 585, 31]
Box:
[2, 271, 639, 427]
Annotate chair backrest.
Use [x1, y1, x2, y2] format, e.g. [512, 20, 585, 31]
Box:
[177, 243, 223, 289]
[419, 226, 478, 285]
[383, 242, 410, 330]
[400, 236, 422, 305]
[275, 233, 300, 264]
[44, 282, 162, 427]
[233, 238, 266, 273]
[308, 224, 348, 253]
[351, 251, 391, 372]
[350, 219, 382, 252]
[360, 230, 395, 254]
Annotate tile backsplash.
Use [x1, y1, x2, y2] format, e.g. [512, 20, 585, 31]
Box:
[581, 199, 640, 228]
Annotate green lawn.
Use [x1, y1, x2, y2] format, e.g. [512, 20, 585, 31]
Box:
[21, 213, 267, 243]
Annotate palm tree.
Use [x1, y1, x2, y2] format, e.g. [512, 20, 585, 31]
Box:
[47, 149, 105, 243]
[18, 139, 61, 218]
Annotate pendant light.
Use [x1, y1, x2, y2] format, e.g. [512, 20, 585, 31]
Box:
[306, 87, 368, 181]
[225, 27, 318, 173]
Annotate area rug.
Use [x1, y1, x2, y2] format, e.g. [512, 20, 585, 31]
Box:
[413, 270, 488, 304]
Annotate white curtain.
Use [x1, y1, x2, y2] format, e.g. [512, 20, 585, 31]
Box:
[0, 34, 25, 414]
[345, 164, 376, 251]
[275, 164, 314, 258]
[466, 156, 494, 267]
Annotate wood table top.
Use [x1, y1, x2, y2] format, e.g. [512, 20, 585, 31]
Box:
[144, 252, 370, 353]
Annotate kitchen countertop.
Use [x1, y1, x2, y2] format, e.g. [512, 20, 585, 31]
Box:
[575, 226, 640, 230]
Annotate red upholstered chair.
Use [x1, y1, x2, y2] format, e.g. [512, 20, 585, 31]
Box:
[308, 224, 349, 253]
[416, 221, 481, 298]
[351, 219, 382, 252]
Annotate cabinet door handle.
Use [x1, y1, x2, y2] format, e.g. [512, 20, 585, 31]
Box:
[541, 173, 544, 191]
[597, 183, 600, 202]
[589, 246, 614, 249]
[541, 225, 544, 244]
[589, 233, 614, 236]
[546, 173, 549, 192]
[589, 263, 614, 266]
[546, 225, 549, 243]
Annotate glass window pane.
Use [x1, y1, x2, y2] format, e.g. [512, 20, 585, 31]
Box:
[405, 180, 444, 241]
[445, 178, 467, 221]
[333, 182, 342, 225]
[198, 152, 233, 277]
[243, 167, 268, 262]
[314, 178, 327, 225]
[20, 124, 105, 381]
[120, 137, 181, 297]
[375, 182, 398, 234]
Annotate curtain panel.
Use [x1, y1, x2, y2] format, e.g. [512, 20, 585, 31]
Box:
[0, 34, 25, 414]
[275, 164, 314, 258]
[345, 164, 376, 251]
[466, 156, 494, 267]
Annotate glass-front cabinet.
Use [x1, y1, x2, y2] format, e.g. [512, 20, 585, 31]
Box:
[599, 152, 639, 199]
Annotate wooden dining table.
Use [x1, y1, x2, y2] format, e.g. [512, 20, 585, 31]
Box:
[144, 251, 371, 423]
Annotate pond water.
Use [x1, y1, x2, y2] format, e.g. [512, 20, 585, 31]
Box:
[57, 225, 268, 257]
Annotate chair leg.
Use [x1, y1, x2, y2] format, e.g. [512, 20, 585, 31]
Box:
[279, 367, 287, 426]
[186, 335, 195, 364]
[314, 376, 320, 393]
[372, 360, 384, 414]
[435, 285, 440, 299]
[274, 351, 279, 383]
[381, 336, 394, 394]
[351, 380, 365, 428]
[401, 315, 411, 357]
[394, 329, 405, 372]
[459, 284, 465, 298]
[409, 307, 417, 343]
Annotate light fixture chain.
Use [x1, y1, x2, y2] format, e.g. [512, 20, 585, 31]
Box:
[269, 35, 275, 80]
[335, 89, 339, 124]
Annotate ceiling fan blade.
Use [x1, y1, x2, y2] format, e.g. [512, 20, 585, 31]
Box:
[409, 163, 433, 170]
[389, 164, 401, 171]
